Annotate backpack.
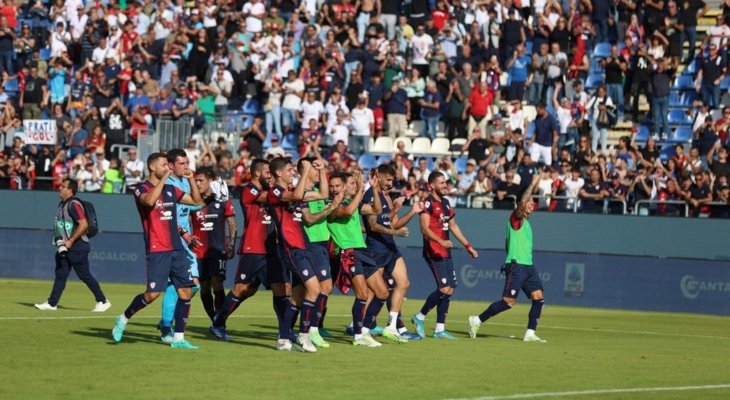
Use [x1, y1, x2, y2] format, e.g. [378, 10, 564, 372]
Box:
[73, 198, 99, 238]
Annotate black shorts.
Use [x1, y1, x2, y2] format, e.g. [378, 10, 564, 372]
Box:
[199, 258, 227, 281]
[502, 263, 544, 299]
[308, 241, 333, 282]
[266, 248, 290, 286]
[280, 248, 317, 283]
[146, 250, 195, 292]
[427, 257, 457, 289]
[341, 248, 382, 279]
[235, 253, 270, 286]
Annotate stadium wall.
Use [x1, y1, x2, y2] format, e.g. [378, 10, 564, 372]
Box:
[1, 191, 729, 315]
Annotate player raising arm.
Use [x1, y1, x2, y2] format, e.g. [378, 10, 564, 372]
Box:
[468, 173, 547, 342]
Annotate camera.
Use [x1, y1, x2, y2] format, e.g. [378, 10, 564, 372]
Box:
[55, 239, 69, 257]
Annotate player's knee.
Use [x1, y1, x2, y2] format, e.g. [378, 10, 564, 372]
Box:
[439, 286, 454, 296]
[177, 287, 192, 300]
[531, 290, 544, 301]
[503, 296, 516, 306]
[320, 280, 333, 295]
[144, 292, 161, 302]
[397, 276, 410, 291]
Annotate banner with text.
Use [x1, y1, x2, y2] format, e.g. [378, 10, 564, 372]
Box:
[1, 229, 728, 315]
[22, 120, 57, 145]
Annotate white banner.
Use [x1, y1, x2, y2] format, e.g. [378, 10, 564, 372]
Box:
[23, 119, 57, 145]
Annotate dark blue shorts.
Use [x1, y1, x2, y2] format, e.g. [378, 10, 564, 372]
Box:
[199, 258, 227, 281]
[146, 250, 194, 292]
[280, 248, 317, 283]
[369, 242, 402, 276]
[427, 257, 457, 289]
[308, 241, 332, 282]
[235, 253, 268, 285]
[340, 248, 382, 279]
[502, 263, 544, 299]
[266, 248, 290, 286]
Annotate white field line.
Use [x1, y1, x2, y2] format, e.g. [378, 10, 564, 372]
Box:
[1, 314, 728, 340]
[444, 384, 730, 400]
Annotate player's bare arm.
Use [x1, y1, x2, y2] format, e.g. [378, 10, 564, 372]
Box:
[448, 218, 478, 258]
[303, 191, 345, 225]
[179, 169, 204, 206]
[420, 212, 452, 248]
[391, 199, 423, 230]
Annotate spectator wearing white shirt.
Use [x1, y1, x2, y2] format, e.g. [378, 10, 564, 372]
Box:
[564, 168, 585, 210]
[123, 147, 145, 193]
[410, 25, 433, 77]
[457, 159, 478, 195]
[324, 90, 349, 128]
[298, 91, 325, 128]
[282, 70, 305, 132]
[242, 0, 266, 34]
[349, 99, 374, 155]
[325, 109, 350, 148]
[76, 161, 102, 192]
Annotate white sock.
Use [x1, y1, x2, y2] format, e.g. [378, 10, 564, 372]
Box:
[525, 329, 536, 337]
[173, 332, 184, 342]
[387, 312, 399, 329]
[398, 327, 408, 334]
[415, 313, 426, 321]
[362, 327, 370, 334]
[435, 323, 445, 333]
[354, 333, 363, 340]
[119, 314, 129, 324]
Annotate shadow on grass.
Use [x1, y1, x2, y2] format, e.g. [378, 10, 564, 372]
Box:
[185, 325, 274, 350]
[70, 326, 162, 345]
[247, 323, 354, 345]
[15, 302, 86, 311]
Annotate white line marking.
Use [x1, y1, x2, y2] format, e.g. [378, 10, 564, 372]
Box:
[486, 322, 730, 340]
[444, 384, 730, 400]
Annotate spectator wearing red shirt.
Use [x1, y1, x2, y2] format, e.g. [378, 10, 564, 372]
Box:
[431, 1, 449, 31]
[463, 81, 494, 135]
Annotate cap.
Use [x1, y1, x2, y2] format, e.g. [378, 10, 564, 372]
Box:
[217, 25, 225, 33]
[720, 184, 730, 190]
[271, 135, 280, 141]
[610, 171, 620, 179]
[492, 114, 502, 120]
[357, 98, 367, 105]
[467, 158, 477, 166]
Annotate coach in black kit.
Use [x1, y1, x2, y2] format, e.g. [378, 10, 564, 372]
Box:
[34, 179, 111, 312]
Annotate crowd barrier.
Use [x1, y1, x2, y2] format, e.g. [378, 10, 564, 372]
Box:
[2, 228, 728, 315]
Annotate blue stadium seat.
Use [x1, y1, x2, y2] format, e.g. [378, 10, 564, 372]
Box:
[592, 42, 611, 59]
[455, 157, 468, 174]
[358, 154, 378, 170]
[526, 122, 536, 140]
[525, 41, 533, 55]
[683, 59, 699, 76]
[4, 78, 18, 93]
[721, 76, 730, 91]
[377, 154, 392, 164]
[242, 99, 261, 115]
[667, 110, 692, 126]
[281, 133, 298, 150]
[672, 75, 695, 91]
[659, 145, 677, 162]
[669, 91, 696, 108]
[590, 58, 604, 74]
[635, 125, 651, 142]
[667, 127, 692, 143]
[585, 74, 604, 90]
[39, 47, 51, 61]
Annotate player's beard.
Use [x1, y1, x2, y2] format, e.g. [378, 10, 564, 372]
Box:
[260, 179, 270, 191]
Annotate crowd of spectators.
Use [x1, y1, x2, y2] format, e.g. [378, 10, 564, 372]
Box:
[0, 0, 729, 217]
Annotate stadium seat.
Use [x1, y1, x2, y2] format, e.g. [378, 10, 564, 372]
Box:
[281, 133, 298, 150]
[39, 47, 51, 61]
[371, 136, 392, 154]
[450, 138, 467, 156]
[358, 154, 378, 170]
[393, 137, 412, 152]
[667, 127, 693, 143]
[454, 157, 468, 174]
[525, 41, 533, 55]
[592, 42, 611, 59]
[683, 59, 699, 76]
[672, 75, 695, 91]
[585, 74, 604, 90]
[411, 137, 431, 155]
[590, 58, 604, 74]
[4, 78, 18, 93]
[377, 154, 392, 164]
[635, 125, 651, 142]
[526, 122, 536, 140]
[242, 99, 261, 115]
[659, 145, 677, 162]
[429, 138, 450, 156]
[721, 76, 730, 91]
[710, 109, 723, 121]
[667, 110, 692, 126]
[669, 91, 696, 108]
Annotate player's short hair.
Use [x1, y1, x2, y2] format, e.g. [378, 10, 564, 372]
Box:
[166, 148, 187, 164]
[329, 172, 349, 184]
[250, 159, 269, 176]
[427, 171, 444, 185]
[269, 157, 291, 177]
[63, 178, 79, 195]
[196, 166, 216, 180]
[296, 156, 317, 174]
[376, 164, 395, 177]
[146, 152, 167, 172]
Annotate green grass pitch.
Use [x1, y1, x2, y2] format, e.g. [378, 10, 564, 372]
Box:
[1, 278, 729, 400]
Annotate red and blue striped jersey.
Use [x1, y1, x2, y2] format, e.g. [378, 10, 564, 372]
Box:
[268, 184, 307, 250]
[192, 197, 235, 259]
[134, 181, 185, 253]
[421, 194, 455, 259]
[239, 183, 274, 255]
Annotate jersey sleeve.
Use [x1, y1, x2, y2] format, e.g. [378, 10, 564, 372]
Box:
[68, 200, 86, 222]
[422, 197, 434, 215]
[268, 186, 284, 205]
[173, 186, 185, 202]
[224, 200, 235, 217]
[360, 188, 373, 211]
[241, 185, 260, 205]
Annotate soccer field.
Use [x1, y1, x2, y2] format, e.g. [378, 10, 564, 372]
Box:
[2, 278, 729, 400]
